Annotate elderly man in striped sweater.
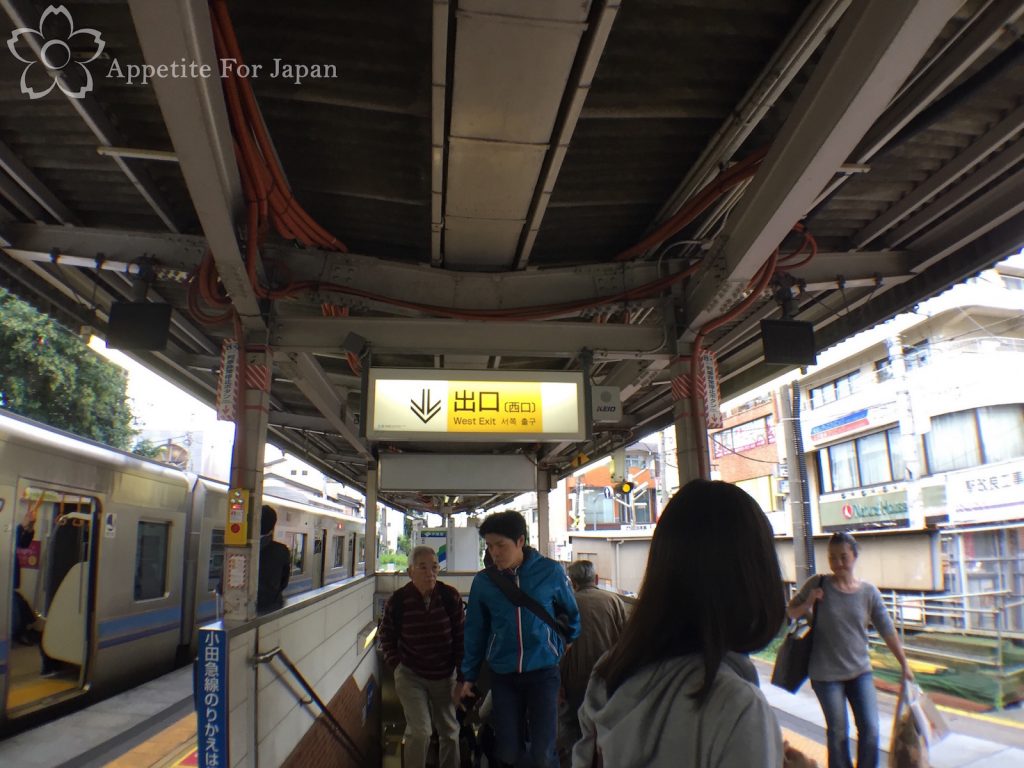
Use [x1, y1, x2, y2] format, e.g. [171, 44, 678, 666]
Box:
[380, 545, 466, 768]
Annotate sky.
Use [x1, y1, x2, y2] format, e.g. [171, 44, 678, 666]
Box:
[89, 338, 236, 479]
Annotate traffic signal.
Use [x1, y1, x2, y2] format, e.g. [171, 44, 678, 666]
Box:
[613, 480, 633, 495]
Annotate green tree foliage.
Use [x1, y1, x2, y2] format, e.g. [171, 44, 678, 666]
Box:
[380, 550, 408, 570]
[131, 438, 164, 459]
[0, 289, 135, 449]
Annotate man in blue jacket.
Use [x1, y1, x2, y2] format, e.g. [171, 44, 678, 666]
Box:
[455, 511, 581, 768]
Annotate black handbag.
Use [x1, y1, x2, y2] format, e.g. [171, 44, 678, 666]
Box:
[771, 575, 824, 693]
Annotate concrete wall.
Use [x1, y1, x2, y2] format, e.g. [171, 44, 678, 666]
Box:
[225, 577, 378, 767]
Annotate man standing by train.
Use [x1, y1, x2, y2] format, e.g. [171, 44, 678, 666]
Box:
[379, 545, 465, 768]
[455, 511, 581, 768]
[256, 505, 291, 612]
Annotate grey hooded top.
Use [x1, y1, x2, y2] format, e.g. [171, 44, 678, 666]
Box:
[571, 653, 783, 768]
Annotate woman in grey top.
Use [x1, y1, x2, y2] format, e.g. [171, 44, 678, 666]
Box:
[788, 532, 913, 768]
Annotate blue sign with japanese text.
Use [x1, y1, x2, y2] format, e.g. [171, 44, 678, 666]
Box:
[197, 626, 228, 768]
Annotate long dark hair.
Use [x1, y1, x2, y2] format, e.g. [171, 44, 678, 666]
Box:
[595, 479, 785, 703]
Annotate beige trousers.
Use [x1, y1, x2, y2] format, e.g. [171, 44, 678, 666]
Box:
[393, 664, 460, 768]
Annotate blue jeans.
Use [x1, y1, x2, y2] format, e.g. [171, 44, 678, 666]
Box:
[811, 673, 880, 768]
[490, 666, 560, 768]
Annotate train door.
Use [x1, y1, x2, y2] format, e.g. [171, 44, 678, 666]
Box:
[5, 484, 98, 717]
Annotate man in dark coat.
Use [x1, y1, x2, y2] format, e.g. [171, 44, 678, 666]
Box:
[256, 505, 291, 612]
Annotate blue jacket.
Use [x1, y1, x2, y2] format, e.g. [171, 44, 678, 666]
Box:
[461, 547, 581, 680]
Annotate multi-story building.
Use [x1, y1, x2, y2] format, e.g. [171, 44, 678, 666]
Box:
[718, 256, 1024, 631]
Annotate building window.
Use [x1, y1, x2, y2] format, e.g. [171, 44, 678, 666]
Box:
[290, 532, 306, 575]
[874, 359, 893, 382]
[1001, 275, 1024, 291]
[712, 416, 774, 458]
[925, 405, 1024, 473]
[810, 371, 862, 409]
[978, 405, 1024, 463]
[820, 427, 902, 492]
[135, 521, 169, 600]
[904, 340, 930, 370]
[208, 528, 224, 589]
[857, 431, 891, 486]
[333, 535, 345, 568]
[626, 454, 647, 469]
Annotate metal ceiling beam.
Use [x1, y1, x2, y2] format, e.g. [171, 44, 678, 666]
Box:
[904, 165, 1024, 273]
[514, 0, 620, 269]
[684, 0, 959, 333]
[2, 223, 206, 268]
[276, 352, 372, 460]
[0, 139, 78, 224]
[2, 0, 182, 232]
[651, 0, 850, 230]
[430, 0, 449, 267]
[853, 0, 1024, 163]
[268, 411, 336, 433]
[782, 249, 915, 284]
[0, 172, 45, 222]
[271, 316, 668, 360]
[126, 0, 264, 329]
[854, 103, 1024, 248]
[885, 138, 1024, 248]
[4, 223, 691, 313]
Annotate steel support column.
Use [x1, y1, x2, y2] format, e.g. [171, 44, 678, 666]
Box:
[365, 464, 379, 575]
[779, 383, 814, 584]
[223, 344, 272, 621]
[536, 470, 552, 557]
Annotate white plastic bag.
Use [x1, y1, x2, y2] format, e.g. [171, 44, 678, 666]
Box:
[889, 681, 929, 768]
[907, 683, 950, 747]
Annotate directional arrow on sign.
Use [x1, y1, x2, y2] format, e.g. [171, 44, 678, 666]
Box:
[410, 389, 442, 423]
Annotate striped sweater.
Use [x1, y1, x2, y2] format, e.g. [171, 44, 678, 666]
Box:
[379, 581, 465, 680]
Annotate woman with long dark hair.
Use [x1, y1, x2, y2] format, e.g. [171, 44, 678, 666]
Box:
[788, 532, 912, 768]
[572, 479, 813, 768]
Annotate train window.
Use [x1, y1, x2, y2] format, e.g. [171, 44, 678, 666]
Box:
[333, 535, 344, 569]
[209, 528, 225, 589]
[135, 521, 169, 600]
[291, 532, 306, 575]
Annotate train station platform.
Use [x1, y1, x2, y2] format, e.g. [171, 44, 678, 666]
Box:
[3, 657, 1022, 767]
[0, 665, 193, 767]
[753, 659, 1024, 768]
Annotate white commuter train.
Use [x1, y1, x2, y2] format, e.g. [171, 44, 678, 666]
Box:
[0, 409, 365, 730]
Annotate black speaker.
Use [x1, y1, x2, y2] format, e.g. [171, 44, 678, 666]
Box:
[106, 302, 173, 350]
[761, 319, 816, 365]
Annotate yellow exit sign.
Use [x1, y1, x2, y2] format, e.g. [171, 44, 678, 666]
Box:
[368, 369, 585, 442]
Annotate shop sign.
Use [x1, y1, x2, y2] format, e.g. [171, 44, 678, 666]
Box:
[820, 489, 910, 531]
[945, 460, 1024, 525]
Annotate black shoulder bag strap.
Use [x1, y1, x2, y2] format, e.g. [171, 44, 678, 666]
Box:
[809, 574, 825, 628]
[485, 567, 572, 641]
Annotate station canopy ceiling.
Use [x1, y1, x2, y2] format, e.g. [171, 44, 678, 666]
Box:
[2, 0, 1023, 513]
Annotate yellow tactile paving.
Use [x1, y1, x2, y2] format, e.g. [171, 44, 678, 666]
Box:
[782, 728, 828, 766]
[104, 712, 197, 768]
